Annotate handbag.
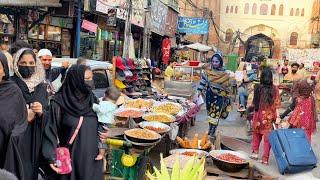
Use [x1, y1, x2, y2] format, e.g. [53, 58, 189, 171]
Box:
[55, 116, 84, 174]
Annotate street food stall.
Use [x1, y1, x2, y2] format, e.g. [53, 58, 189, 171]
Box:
[164, 65, 202, 99]
[104, 92, 201, 179]
[164, 42, 215, 99]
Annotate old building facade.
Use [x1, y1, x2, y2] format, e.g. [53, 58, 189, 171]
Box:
[218, 0, 315, 59]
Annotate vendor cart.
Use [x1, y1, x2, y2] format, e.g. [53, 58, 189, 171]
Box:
[164, 65, 202, 99]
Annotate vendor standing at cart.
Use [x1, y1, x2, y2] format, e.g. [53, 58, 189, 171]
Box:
[197, 52, 232, 137]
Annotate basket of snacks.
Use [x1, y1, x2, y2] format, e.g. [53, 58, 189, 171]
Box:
[209, 150, 249, 172]
[151, 102, 182, 115]
[114, 108, 144, 121]
[124, 128, 161, 144]
[142, 112, 176, 124]
[138, 121, 171, 134]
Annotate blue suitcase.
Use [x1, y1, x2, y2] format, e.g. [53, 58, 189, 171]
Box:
[269, 128, 317, 174]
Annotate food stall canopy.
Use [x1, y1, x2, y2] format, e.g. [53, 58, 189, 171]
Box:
[182, 43, 215, 52]
[0, 0, 61, 7]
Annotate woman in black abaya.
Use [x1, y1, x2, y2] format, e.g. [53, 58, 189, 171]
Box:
[0, 52, 28, 180]
[11, 48, 49, 180]
[42, 65, 103, 180]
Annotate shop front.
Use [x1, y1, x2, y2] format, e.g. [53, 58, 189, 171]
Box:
[0, 14, 15, 45]
[150, 0, 168, 67]
[82, 0, 144, 62]
[28, 14, 73, 57]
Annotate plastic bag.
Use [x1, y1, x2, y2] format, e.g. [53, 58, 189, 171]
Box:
[169, 123, 179, 141]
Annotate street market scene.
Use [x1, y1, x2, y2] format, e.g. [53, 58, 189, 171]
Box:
[1, 0, 320, 180]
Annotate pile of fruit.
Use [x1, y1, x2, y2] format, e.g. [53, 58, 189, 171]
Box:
[176, 133, 212, 150]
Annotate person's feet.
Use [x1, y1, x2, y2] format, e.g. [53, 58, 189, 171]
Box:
[250, 153, 258, 160]
[95, 154, 104, 161]
[238, 106, 246, 112]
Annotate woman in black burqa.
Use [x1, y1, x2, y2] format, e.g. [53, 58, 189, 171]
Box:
[0, 52, 28, 179]
[42, 64, 104, 180]
[11, 48, 49, 180]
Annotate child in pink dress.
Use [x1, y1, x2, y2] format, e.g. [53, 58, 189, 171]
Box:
[251, 68, 281, 165]
[288, 80, 316, 142]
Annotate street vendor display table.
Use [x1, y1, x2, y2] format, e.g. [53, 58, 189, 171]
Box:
[164, 65, 202, 99]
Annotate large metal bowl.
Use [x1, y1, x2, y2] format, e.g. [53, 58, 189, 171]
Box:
[209, 150, 249, 172]
[142, 112, 176, 124]
[124, 128, 161, 144]
[138, 121, 171, 134]
[169, 148, 208, 158]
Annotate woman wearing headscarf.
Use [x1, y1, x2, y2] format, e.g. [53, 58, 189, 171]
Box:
[0, 52, 28, 180]
[197, 52, 232, 137]
[11, 48, 49, 180]
[42, 65, 103, 180]
[287, 79, 317, 142]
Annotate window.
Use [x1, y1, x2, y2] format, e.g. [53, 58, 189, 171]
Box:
[295, 8, 299, 16]
[290, 8, 294, 16]
[271, 4, 276, 15]
[252, 3, 257, 15]
[260, 4, 268, 15]
[279, 4, 284, 16]
[226, 6, 229, 13]
[244, 3, 249, 14]
[290, 32, 298, 45]
[235, 6, 238, 14]
[230, 6, 234, 13]
[225, 29, 233, 42]
[301, 8, 304, 16]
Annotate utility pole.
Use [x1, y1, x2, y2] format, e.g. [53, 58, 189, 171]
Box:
[74, 0, 81, 58]
[201, 0, 210, 45]
[202, 8, 210, 45]
[142, 1, 151, 59]
[123, 0, 132, 59]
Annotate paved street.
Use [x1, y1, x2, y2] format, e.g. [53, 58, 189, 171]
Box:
[187, 105, 320, 179]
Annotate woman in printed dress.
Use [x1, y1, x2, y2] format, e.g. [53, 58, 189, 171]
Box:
[251, 67, 281, 165]
[197, 52, 232, 137]
[288, 79, 316, 142]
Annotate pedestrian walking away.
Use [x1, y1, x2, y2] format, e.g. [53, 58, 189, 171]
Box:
[251, 67, 281, 165]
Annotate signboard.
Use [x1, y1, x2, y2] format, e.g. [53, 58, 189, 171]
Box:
[116, 0, 144, 27]
[96, 0, 144, 27]
[162, 38, 171, 65]
[81, 20, 97, 33]
[165, 8, 178, 37]
[150, 0, 168, 35]
[107, 9, 117, 27]
[96, 0, 120, 14]
[177, 17, 209, 34]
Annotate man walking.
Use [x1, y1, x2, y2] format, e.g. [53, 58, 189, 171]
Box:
[38, 49, 69, 94]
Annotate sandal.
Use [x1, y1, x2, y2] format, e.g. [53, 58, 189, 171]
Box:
[250, 153, 258, 160]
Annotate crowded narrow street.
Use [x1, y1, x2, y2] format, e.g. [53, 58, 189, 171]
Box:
[0, 0, 320, 180]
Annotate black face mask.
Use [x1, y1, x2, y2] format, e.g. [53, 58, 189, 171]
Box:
[18, 65, 35, 78]
[292, 70, 297, 74]
[84, 80, 95, 90]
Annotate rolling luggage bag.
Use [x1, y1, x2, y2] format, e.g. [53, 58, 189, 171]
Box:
[269, 128, 317, 174]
